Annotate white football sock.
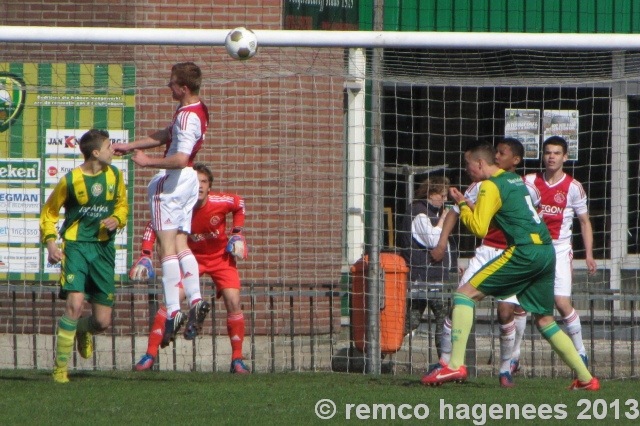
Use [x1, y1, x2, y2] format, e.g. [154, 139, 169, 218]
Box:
[178, 250, 202, 305]
[564, 309, 586, 356]
[161, 255, 181, 316]
[440, 317, 452, 364]
[512, 311, 528, 361]
[499, 320, 516, 373]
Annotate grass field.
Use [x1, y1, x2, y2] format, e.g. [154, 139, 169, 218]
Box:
[1, 370, 638, 425]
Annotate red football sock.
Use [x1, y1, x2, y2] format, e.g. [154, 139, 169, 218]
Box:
[227, 312, 245, 361]
[147, 306, 168, 358]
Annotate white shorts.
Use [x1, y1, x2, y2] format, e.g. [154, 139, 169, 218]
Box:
[554, 243, 573, 297]
[461, 244, 521, 305]
[148, 167, 198, 233]
[460, 244, 504, 285]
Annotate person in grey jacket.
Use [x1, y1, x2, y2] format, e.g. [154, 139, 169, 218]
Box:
[398, 176, 458, 357]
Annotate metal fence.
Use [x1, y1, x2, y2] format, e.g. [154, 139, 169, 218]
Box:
[0, 283, 638, 379]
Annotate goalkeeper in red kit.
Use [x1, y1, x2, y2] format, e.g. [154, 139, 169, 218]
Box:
[131, 163, 250, 374]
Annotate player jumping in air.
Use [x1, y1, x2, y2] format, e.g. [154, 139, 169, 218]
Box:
[113, 62, 210, 346]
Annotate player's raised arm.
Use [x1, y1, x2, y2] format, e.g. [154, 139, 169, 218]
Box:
[112, 129, 170, 156]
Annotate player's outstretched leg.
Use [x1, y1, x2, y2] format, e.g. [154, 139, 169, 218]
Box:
[538, 319, 599, 391]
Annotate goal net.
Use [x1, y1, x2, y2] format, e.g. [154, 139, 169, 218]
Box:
[0, 27, 638, 379]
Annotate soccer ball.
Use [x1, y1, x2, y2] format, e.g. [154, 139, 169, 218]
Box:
[225, 27, 258, 60]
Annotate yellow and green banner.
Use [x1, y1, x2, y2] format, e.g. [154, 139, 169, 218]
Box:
[0, 63, 135, 283]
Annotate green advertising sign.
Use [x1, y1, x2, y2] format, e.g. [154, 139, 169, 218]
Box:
[0, 159, 40, 183]
[284, 0, 359, 30]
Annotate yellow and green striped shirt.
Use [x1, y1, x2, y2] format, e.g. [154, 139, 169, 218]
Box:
[459, 169, 551, 247]
[40, 165, 128, 243]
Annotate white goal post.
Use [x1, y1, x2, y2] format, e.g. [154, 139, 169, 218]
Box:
[3, 25, 640, 49]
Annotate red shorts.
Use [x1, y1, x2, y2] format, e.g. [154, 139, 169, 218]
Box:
[198, 251, 241, 298]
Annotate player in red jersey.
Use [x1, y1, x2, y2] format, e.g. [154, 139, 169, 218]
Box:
[522, 136, 597, 368]
[131, 163, 250, 374]
[113, 62, 210, 346]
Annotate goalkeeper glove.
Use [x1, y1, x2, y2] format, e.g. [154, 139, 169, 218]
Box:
[129, 250, 155, 281]
[226, 230, 248, 260]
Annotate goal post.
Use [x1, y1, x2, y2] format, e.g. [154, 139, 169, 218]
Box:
[4, 25, 640, 49]
[0, 25, 639, 377]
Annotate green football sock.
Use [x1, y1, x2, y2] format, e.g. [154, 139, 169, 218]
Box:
[449, 293, 475, 370]
[539, 321, 592, 382]
[55, 315, 77, 370]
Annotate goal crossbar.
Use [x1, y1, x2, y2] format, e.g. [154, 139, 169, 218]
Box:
[1, 25, 640, 49]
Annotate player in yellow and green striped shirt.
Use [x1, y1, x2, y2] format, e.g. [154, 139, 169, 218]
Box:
[40, 129, 128, 384]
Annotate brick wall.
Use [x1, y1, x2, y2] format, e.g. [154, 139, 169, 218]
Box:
[0, 1, 347, 337]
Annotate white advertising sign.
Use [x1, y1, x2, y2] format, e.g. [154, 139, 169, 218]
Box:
[504, 109, 541, 160]
[0, 247, 40, 273]
[0, 217, 41, 244]
[44, 158, 129, 185]
[0, 188, 41, 214]
[44, 129, 130, 156]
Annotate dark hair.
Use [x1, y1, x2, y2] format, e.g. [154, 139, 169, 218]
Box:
[415, 176, 450, 200]
[171, 62, 202, 94]
[193, 162, 213, 185]
[497, 137, 524, 159]
[464, 139, 496, 164]
[79, 129, 109, 159]
[543, 136, 568, 154]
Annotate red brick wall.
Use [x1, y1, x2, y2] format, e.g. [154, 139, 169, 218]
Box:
[0, 1, 346, 336]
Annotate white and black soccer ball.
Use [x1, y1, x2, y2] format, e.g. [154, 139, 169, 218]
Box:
[225, 27, 258, 60]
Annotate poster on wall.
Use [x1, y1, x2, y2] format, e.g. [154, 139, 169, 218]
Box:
[504, 109, 541, 160]
[283, 0, 358, 30]
[0, 62, 135, 282]
[543, 109, 579, 161]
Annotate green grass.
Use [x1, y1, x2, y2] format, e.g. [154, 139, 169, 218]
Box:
[1, 370, 638, 425]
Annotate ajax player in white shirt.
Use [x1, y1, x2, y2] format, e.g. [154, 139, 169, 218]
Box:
[522, 136, 597, 368]
[113, 62, 210, 346]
